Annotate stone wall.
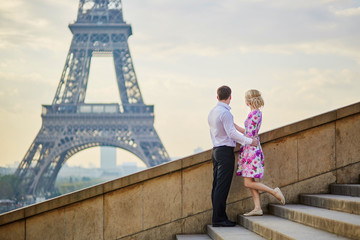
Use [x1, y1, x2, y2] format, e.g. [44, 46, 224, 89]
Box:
[1, 102, 359, 240]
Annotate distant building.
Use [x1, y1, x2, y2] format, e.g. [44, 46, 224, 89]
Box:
[100, 147, 117, 170]
[0, 167, 15, 175]
[120, 162, 145, 176]
[193, 147, 203, 154]
[57, 164, 103, 178]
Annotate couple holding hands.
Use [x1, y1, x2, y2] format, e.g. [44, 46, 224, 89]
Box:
[208, 86, 285, 227]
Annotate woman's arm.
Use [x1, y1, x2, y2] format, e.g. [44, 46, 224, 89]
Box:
[234, 123, 245, 134]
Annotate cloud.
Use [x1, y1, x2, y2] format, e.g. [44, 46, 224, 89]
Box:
[125, 0, 360, 68]
[0, 0, 75, 50]
[295, 68, 354, 94]
[0, 0, 22, 9]
[332, 6, 360, 16]
[0, 30, 65, 51]
[264, 67, 359, 111]
[0, 68, 57, 85]
[0, 0, 359, 166]
[0, 0, 47, 28]
[255, 66, 360, 135]
[237, 40, 360, 64]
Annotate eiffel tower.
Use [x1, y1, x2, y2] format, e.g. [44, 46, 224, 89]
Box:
[15, 0, 170, 196]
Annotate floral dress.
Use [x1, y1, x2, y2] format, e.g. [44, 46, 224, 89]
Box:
[236, 109, 264, 179]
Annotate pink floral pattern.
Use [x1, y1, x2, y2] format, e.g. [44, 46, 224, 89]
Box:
[236, 109, 264, 178]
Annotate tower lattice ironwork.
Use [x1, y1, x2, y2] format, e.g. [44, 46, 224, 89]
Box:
[15, 0, 170, 196]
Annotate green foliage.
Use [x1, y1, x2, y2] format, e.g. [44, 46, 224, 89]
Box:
[55, 177, 103, 195]
[0, 174, 25, 202]
[81, 176, 91, 181]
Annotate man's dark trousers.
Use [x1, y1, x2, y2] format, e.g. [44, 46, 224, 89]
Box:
[211, 146, 235, 223]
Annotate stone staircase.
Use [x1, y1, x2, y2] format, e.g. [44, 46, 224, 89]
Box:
[176, 184, 360, 239]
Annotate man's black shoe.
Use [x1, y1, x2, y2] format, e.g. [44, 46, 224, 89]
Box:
[227, 220, 236, 225]
[212, 220, 236, 227]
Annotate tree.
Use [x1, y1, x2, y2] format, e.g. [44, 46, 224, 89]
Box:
[0, 174, 25, 202]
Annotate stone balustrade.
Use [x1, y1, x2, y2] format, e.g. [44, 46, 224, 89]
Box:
[1, 102, 359, 239]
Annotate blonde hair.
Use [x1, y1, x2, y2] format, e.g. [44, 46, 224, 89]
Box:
[245, 89, 264, 109]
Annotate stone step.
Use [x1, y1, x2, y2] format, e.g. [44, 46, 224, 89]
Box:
[270, 204, 360, 239]
[239, 214, 349, 240]
[330, 184, 360, 197]
[207, 225, 265, 240]
[176, 235, 212, 240]
[300, 194, 360, 215]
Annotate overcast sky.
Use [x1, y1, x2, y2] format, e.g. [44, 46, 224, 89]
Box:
[0, 0, 359, 169]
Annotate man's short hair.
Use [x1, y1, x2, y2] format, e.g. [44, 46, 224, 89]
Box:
[217, 85, 231, 100]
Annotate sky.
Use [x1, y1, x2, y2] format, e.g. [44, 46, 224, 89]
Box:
[0, 0, 359, 169]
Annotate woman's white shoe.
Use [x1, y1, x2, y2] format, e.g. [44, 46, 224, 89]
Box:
[243, 209, 263, 216]
[275, 187, 285, 205]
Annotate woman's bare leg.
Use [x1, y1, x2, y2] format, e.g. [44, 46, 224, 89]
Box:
[250, 188, 261, 211]
[244, 177, 282, 202]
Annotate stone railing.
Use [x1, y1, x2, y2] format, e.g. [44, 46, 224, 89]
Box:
[1, 102, 359, 240]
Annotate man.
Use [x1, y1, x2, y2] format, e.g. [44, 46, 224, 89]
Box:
[208, 85, 258, 227]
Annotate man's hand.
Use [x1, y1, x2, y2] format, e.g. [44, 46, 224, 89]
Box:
[250, 138, 258, 146]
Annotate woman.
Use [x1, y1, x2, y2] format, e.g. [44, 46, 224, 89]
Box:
[235, 89, 285, 216]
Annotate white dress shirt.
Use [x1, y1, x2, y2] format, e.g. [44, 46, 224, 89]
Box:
[208, 102, 252, 147]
